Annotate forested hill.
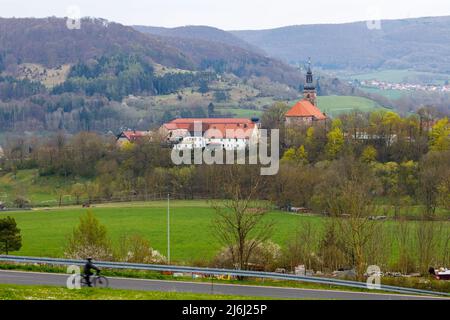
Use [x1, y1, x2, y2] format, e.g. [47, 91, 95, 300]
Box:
[232, 16, 450, 72]
[134, 25, 300, 86]
[133, 25, 264, 55]
[0, 17, 193, 70]
[0, 17, 301, 86]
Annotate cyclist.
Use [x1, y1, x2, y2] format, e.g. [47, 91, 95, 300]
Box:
[83, 257, 100, 287]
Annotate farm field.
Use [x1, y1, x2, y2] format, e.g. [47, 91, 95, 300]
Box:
[316, 96, 389, 117]
[338, 69, 450, 85]
[0, 203, 322, 262]
[360, 87, 406, 100]
[1, 201, 449, 266]
[216, 107, 263, 118]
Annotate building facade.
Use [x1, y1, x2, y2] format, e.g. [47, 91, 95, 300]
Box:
[160, 118, 260, 151]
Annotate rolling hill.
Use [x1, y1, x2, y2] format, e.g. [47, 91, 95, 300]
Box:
[133, 25, 264, 54]
[0, 17, 301, 87]
[133, 25, 300, 86]
[0, 17, 194, 70]
[232, 16, 450, 73]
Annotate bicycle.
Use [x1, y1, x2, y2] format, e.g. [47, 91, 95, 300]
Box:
[80, 273, 109, 288]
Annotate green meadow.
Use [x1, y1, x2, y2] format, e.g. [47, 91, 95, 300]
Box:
[343, 69, 450, 84]
[316, 96, 388, 117]
[1, 201, 449, 266]
[0, 202, 323, 262]
[360, 87, 406, 100]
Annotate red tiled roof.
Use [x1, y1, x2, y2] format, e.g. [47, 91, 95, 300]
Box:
[163, 118, 257, 138]
[163, 123, 178, 130]
[120, 131, 151, 141]
[285, 99, 327, 120]
[170, 118, 253, 125]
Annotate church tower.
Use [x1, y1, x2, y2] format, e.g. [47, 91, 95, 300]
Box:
[303, 58, 317, 106]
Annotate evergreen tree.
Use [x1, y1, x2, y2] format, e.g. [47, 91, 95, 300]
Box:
[208, 102, 215, 118]
[198, 80, 209, 94]
[0, 217, 22, 255]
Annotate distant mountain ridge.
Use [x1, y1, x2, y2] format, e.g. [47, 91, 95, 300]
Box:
[231, 16, 450, 73]
[133, 25, 265, 55]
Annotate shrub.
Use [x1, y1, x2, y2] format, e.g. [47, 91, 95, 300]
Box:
[213, 240, 281, 271]
[115, 234, 166, 264]
[65, 210, 113, 261]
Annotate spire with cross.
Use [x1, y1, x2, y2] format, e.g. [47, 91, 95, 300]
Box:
[303, 57, 317, 105]
[306, 57, 314, 86]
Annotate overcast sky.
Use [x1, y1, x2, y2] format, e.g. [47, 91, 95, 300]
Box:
[1, 0, 450, 30]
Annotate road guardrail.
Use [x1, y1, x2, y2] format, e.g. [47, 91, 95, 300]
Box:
[0, 255, 448, 297]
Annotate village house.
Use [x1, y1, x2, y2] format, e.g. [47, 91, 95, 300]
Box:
[116, 130, 153, 146]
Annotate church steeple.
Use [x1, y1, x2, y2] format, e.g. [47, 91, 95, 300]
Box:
[305, 58, 314, 88]
[303, 58, 317, 106]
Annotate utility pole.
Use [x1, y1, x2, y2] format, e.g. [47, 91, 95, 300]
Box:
[167, 193, 170, 264]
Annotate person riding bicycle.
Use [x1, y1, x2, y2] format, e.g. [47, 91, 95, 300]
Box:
[83, 257, 100, 287]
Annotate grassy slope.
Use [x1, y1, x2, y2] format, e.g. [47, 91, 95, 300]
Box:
[1, 201, 449, 266]
[0, 284, 267, 300]
[359, 87, 405, 100]
[0, 169, 88, 205]
[316, 96, 388, 117]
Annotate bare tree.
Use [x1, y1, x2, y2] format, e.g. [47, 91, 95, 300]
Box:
[283, 221, 319, 271]
[318, 218, 348, 272]
[211, 167, 274, 272]
[319, 158, 382, 280]
[332, 181, 381, 280]
[416, 220, 442, 275]
[395, 218, 415, 274]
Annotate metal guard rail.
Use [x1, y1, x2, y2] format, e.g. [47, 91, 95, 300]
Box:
[0, 255, 448, 298]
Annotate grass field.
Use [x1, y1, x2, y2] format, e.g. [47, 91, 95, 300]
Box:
[1, 200, 449, 266]
[0, 202, 322, 262]
[316, 96, 388, 117]
[360, 87, 406, 100]
[340, 69, 450, 85]
[216, 107, 263, 118]
[0, 284, 267, 300]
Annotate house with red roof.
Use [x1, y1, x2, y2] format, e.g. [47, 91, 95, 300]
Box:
[117, 130, 153, 146]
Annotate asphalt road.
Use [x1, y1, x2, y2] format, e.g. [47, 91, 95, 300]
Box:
[0, 270, 446, 300]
